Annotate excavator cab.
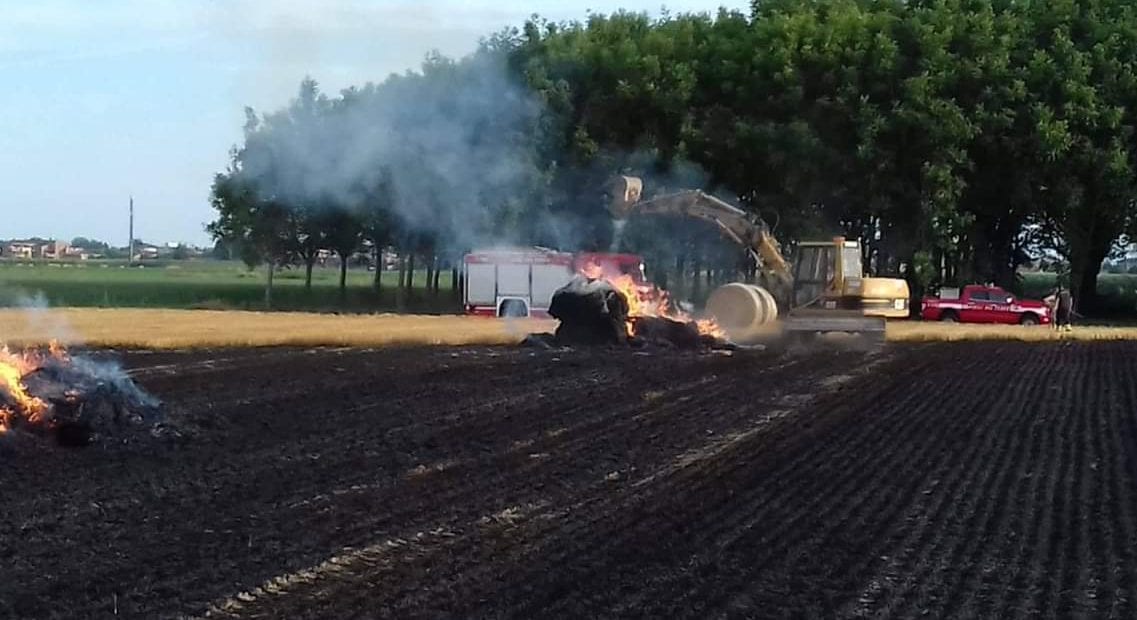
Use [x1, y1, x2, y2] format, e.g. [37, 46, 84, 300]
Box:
[791, 238, 864, 309]
[780, 237, 892, 343]
[792, 237, 910, 320]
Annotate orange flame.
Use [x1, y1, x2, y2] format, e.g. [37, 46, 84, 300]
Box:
[578, 261, 726, 339]
[0, 341, 69, 433]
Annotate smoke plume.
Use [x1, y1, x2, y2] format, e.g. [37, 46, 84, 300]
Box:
[237, 49, 548, 252]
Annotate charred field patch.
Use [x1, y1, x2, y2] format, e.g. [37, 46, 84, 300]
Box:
[1, 341, 1136, 618]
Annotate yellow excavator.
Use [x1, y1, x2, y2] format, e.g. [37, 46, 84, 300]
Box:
[605, 176, 910, 342]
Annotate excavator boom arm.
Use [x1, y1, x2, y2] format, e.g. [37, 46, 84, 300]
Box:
[606, 178, 791, 286]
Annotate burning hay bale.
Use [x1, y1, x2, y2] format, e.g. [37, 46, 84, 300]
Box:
[0, 344, 166, 448]
[541, 271, 730, 350]
[548, 276, 629, 345]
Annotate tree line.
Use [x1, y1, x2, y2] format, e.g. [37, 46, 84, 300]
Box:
[209, 0, 1137, 311]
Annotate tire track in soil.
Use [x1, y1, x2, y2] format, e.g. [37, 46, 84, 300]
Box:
[947, 346, 1065, 619]
[475, 345, 1000, 614]
[1065, 346, 1134, 619]
[685, 344, 1036, 618]
[342, 351, 910, 618]
[1103, 345, 1137, 619]
[392, 354, 850, 618]
[181, 359, 709, 613]
[1122, 347, 1137, 616]
[300, 345, 996, 614]
[0, 348, 641, 614]
[198, 351, 844, 618]
[1043, 346, 1090, 619]
[281, 341, 1137, 614]
[973, 360, 1052, 616]
[0, 345, 814, 614]
[1009, 344, 1082, 619]
[631, 350, 983, 613]
[842, 343, 1046, 618]
[422, 341, 1137, 614]
[993, 350, 1076, 619]
[658, 365, 954, 616]
[1060, 351, 1100, 618]
[915, 345, 1066, 618]
[1080, 353, 1115, 617]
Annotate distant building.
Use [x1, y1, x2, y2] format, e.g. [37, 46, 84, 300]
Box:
[0, 239, 76, 260]
[39, 240, 69, 259]
[5, 241, 36, 259]
[62, 246, 91, 260]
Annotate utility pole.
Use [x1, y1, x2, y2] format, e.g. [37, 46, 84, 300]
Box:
[128, 196, 135, 266]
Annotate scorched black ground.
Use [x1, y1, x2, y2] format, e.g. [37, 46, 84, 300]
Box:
[1, 342, 1135, 618]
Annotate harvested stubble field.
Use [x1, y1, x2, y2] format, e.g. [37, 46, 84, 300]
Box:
[5, 308, 1137, 349]
[0, 308, 553, 349]
[3, 340, 1137, 618]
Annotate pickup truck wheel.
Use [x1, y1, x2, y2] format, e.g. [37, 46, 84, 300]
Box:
[1019, 313, 1039, 326]
[939, 311, 959, 323]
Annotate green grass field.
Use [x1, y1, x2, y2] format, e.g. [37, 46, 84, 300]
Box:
[4, 259, 1137, 319]
[0, 260, 459, 313]
[6, 307, 1137, 349]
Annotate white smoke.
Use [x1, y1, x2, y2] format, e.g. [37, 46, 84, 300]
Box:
[3, 291, 81, 346]
[237, 49, 548, 253]
[68, 355, 162, 409]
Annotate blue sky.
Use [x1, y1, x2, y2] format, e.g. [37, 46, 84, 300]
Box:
[2, 1, 744, 247]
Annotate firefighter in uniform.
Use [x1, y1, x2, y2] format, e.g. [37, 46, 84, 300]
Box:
[1046, 286, 1074, 332]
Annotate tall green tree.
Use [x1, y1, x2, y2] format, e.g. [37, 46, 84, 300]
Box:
[205, 2, 1137, 315]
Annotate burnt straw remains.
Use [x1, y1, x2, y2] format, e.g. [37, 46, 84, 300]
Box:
[537, 276, 730, 350]
[0, 346, 165, 448]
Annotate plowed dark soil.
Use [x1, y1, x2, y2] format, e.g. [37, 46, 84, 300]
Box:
[2, 341, 1136, 619]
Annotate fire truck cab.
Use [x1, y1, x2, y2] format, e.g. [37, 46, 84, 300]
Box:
[572, 252, 648, 284]
[463, 247, 646, 318]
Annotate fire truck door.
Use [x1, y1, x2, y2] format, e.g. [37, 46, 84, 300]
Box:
[531, 264, 573, 309]
[498, 261, 532, 298]
[465, 263, 496, 306]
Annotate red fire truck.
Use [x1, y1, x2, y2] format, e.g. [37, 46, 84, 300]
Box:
[463, 247, 648, 317]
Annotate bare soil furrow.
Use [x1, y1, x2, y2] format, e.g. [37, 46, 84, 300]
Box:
[927, 346, 1062, 617]
[859, 349, 1035, 617]
[2, 342, 1135, 619]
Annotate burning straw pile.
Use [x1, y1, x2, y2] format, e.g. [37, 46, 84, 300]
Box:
[534, 262, 730, 350]
[0, 343, 165, 448]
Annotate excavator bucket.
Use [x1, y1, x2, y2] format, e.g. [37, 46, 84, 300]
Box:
[605, 175, 643, 219]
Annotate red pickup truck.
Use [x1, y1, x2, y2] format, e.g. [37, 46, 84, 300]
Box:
[921, 284, 1051, 325]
